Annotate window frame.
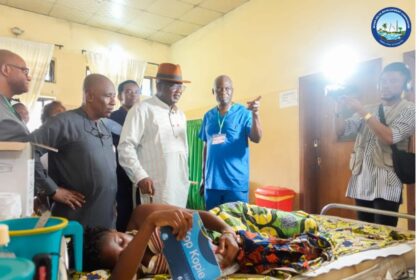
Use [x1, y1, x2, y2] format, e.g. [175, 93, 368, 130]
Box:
[44, 59, 56, 83]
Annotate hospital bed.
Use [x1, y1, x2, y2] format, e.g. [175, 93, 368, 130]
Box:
[74, 203, 415, 280]
[227, 203, 415, 280]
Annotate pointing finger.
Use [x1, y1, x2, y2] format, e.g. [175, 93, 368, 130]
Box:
[247, 96, 262, 108]
[253, 96, 262, 102]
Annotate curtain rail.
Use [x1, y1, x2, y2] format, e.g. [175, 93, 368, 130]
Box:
[81, 49, 157, 66]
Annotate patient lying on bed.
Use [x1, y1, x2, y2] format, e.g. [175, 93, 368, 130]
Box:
[83, 204, 240, 279]
[80, 202, 413, 279]
[81, 202, 332, 279]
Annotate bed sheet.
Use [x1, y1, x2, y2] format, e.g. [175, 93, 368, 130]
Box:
[225, 234, 414, 280]
[212, 203, 415, 279]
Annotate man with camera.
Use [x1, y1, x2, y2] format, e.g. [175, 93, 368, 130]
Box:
[334, 62, 415, 227]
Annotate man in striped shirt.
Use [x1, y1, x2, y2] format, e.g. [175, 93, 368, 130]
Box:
[118, 63, 190, 208]
[335, 62, 415, 226]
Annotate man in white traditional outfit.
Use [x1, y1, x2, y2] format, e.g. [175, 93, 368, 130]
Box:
[118, 63, 190, 207]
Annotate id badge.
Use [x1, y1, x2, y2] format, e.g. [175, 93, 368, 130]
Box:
[212, 133, 226, 145]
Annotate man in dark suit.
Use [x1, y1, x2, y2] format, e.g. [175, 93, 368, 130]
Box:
[107, 80, 140, 231]
[0, 49, 31, 141]
[0, 49, 51, 213]
[0, 50, 86, 215]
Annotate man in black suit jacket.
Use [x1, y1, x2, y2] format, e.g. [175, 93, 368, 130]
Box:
[108, 80, 140, 231]
[0, 49, 85, 212]
[0, 49, 31, 141]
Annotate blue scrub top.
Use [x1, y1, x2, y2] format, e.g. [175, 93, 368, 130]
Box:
[199, 104, 252, 191]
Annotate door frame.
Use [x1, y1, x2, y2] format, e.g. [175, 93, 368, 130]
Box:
[298, 73, 324, 213]
[299, 58, 383, 214]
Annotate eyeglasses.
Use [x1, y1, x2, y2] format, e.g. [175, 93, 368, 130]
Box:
[7, 64, 30, 76]
[165, 83, 186, 92]
[215, 87, 233, 93]
[123, 89, 141, 96]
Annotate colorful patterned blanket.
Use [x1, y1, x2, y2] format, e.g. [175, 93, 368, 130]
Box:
[209, 202, 318, 239]
[210, 202, 414, 278]
[312, 214, 414, 256]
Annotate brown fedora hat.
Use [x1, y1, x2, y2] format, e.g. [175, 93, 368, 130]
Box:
[152, 63, 191, 83]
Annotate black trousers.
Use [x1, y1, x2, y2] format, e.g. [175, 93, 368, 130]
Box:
[115, 164, 141, 232]
[355, 198, 400, 227]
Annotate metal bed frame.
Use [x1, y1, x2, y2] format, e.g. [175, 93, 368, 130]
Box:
[310, 203, 416, 280]
[320, 203, 416, 221]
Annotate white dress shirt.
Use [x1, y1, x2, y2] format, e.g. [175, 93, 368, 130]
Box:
[118, 95, 189, 207]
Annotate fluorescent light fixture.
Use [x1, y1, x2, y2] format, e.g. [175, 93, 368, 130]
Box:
[111, 3, 123, 19]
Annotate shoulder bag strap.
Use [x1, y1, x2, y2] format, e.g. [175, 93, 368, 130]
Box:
[378, 104, 397, 151]
[378, 104, 386, 125]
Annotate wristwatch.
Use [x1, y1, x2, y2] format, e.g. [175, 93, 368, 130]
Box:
[363, 112, 373, 121]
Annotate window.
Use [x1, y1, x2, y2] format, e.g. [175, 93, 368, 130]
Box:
[45, 59, 56, 83]
[141, 77, 154, 97]
[141, 63, 158, 97]
[86, 66, 91, 76]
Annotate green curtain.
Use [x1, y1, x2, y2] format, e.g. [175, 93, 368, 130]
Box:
[186, 119, 205, 210]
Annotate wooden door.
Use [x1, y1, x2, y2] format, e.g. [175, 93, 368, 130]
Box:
[403, 50, 415, 231]
[299, 58, 382, 218]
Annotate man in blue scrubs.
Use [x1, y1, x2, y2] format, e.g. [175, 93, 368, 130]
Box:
[199, 75, 262, 210]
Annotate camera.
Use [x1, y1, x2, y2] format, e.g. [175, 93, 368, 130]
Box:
[324, 84, 357, 99]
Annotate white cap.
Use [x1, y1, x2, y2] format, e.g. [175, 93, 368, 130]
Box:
[0, 224, 10, 245]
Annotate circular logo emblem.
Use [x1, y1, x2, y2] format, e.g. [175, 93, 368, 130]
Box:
[371, 7, 411, 47]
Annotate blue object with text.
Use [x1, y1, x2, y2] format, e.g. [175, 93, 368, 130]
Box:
[160, 212, 221, 280]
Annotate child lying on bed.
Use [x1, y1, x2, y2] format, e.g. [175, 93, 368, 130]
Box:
[82, 202, 331, 279]
[83, 203, 240, 279]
